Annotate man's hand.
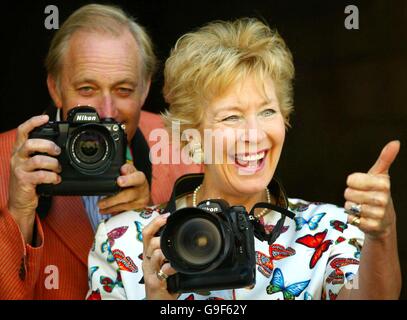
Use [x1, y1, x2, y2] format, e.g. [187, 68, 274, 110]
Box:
[98, 163, 150, 215]
[344, 140, 400, 240]
[8, 115, 62, 244]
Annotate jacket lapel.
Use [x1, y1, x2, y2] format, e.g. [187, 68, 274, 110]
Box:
[45, 196, 94, 266]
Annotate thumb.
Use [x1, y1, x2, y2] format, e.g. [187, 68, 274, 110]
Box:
[368, 140, 400, 175]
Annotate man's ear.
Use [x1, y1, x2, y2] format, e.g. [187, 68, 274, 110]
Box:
[47, 75, 63, 108]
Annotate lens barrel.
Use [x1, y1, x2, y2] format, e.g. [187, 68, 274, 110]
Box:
[160, 207, 232, 274]
[68, 124, 115, 175]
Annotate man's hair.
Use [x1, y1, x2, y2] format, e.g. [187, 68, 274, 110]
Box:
[163, 17, 295, 135]
[45, 3, 157, 89]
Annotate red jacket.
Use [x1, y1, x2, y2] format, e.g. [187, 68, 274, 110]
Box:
[0, 111, 202, 299]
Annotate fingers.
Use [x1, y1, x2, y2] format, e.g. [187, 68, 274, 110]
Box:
[368, 140, 400, 175]
[142, 213, 170, 253]
[98, 168, 149, 214]
[15, 115, 49, 151]
[15, 169, 61, 186]
[22, 154, 62, 173]
[117, 166, 146, 188]
[346, 172, 390, 192]
[344, 188, 389, 207]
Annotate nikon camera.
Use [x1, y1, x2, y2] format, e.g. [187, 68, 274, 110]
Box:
[29, 106, 127, 196]
[160, 199, 256, 294]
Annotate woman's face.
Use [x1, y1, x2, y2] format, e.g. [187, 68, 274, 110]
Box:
[201, 75, 286, 197]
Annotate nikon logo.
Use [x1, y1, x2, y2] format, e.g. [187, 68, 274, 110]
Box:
[75, 114, 97, 121]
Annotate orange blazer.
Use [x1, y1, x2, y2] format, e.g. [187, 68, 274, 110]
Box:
[0, 111, 202, 299]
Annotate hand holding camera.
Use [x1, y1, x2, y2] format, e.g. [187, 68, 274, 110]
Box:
[8, 114, 62, 244]
[8, 106, 150, 244]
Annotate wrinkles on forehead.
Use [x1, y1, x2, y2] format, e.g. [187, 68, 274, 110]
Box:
[61, 30, 142, 88]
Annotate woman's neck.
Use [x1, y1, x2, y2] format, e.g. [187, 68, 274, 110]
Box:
[189, 177, 273, 212]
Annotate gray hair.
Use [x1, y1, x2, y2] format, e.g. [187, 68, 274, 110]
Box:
[45, 3, 157, 90]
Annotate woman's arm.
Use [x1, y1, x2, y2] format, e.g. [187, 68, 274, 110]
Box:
[338, 141, 401, 299]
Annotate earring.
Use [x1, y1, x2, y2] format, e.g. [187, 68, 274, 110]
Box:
[189, 143, 204, 164]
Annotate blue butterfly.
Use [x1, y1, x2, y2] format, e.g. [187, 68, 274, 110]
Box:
[134, 221, 143, 242]
[294, 212, 326, 231]
[101, 240, 115, 263]
[266, 268, 310, 300]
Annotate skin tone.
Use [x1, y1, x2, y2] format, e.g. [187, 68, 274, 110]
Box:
[143, 74, 401, 300]
[142, 75, 286, 299]
[8, 29, 151, 245]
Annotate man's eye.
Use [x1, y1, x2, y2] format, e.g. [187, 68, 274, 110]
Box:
[78, 87, 95, 95]
[260, 109, 276, 117]
[222, 115, 240, 122]
[117, 88, 133, 96]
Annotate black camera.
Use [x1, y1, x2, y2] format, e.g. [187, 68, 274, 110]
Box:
[160, 199, 256, 294]
[29, 106, 127, 196]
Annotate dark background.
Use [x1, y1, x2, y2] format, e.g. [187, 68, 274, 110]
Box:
[0, 0, 406, 298]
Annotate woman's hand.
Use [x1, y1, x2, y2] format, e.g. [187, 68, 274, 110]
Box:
[141, 213, 178, 300]
[344, 140, 400, 240]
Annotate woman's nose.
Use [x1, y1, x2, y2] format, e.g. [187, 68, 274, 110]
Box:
[241, 117, 266, 143]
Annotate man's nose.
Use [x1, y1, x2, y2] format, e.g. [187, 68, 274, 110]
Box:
[97, 95, 118, 119]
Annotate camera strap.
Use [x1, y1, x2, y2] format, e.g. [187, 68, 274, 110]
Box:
[248, 202, 295, 245]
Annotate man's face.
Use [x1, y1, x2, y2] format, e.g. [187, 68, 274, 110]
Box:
[48, 30, 150, 142]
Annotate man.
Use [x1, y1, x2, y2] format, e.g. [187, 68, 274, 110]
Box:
[0, 4, 200, 299]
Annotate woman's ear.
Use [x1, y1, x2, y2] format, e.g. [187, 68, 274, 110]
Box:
[47, 74, 63, 108]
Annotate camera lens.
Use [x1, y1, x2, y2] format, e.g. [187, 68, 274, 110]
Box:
[175, 218, 222, 266]
[68, 125, 114, 175]
[74, 130, 106, 164]
[161, 207, 232, 274]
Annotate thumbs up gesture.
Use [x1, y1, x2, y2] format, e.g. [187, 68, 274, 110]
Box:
[344, 140, 400, 239]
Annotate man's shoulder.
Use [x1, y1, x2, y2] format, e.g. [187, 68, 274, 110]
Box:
[0, 128, 17, 150]
[139, 110, 163, 134]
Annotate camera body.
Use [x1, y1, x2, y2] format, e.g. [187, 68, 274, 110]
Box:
[29, 106, 127, 196]
[160, 199, 256, 294]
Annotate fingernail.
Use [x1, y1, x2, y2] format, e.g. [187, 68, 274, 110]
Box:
[162, 212, 171, 218]
[55, 146, 61, 154]
[118, 176, 126, 185]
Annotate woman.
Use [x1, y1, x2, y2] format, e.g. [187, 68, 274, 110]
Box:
[87, 18, 401, 300]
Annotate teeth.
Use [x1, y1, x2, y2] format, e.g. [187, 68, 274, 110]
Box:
[236, 151, 265, 162]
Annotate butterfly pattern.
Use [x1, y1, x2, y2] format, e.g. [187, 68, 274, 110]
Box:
[296, 229, 333, 269]
[256, 244, 296, 278]
[266, 268, 310, 300]
[294, 212, 326, 231]
[330, 220, 348, 233]
[88, 200, 364, 300]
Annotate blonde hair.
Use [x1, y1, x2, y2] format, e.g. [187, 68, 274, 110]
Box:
[163, 17, 295, 134]
[45, 4, 156, 90]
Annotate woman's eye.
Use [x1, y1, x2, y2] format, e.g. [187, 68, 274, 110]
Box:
[260, 109, 276, 117]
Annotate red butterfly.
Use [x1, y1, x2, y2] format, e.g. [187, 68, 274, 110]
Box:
[326, 257, 359, 284]
[256, 244, 296, 277]
[330, 220, 348, 233]
[87, 289, 102, 300]
[112, 249, 138, 273]
[296, 230, 332, 269]
[335, 237, 346, 244]
[100, 271, 123, 293]
[107, 226, 128, 247]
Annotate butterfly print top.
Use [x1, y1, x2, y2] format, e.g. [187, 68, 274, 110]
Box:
[87, 197, 364, 300]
